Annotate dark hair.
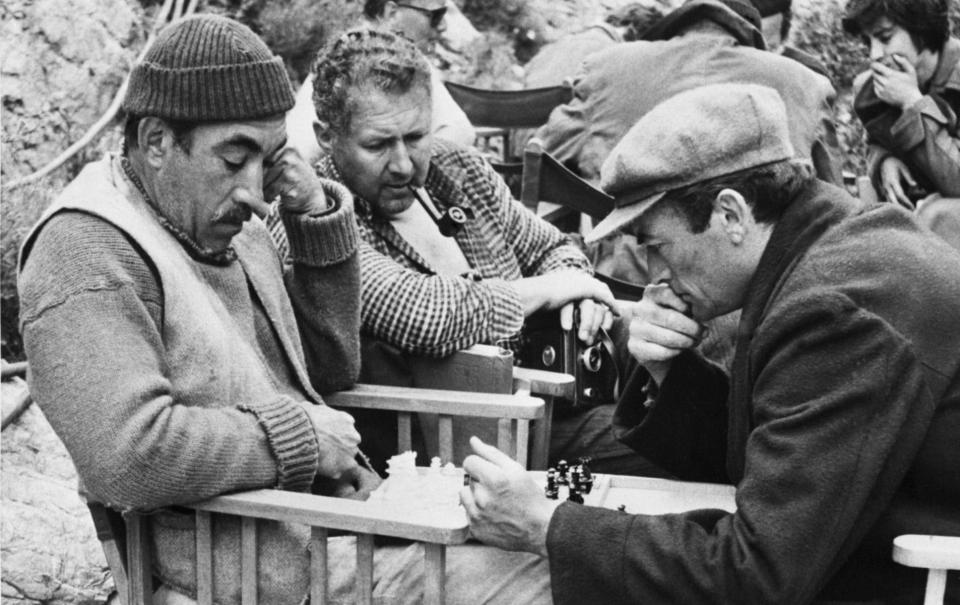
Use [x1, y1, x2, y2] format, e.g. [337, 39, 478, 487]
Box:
[842, 0, 950, 52]
[311, 28, 431, 136]
[606, 3, 666, 42]
[123, 114, 197, 153]
[363, 0, 389, 19]
[657, 160, 814, 233]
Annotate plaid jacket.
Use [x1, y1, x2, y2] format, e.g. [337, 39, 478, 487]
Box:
[270, 140, 591, 357]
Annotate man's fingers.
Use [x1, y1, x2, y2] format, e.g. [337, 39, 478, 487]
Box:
[634, 319, 701, 350]
[559, 302, 574, 332]
[643, 283, 689, 314]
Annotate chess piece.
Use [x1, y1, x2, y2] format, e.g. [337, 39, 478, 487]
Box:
[545, 468, 560, 500]
[557, 460, 569, 485]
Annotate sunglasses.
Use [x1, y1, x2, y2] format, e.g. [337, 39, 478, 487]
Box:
[395, 3, 447, 28]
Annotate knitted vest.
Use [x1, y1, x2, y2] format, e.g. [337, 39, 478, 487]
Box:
[19, 155, 323, 410]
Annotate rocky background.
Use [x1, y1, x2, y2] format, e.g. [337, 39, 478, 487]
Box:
[2, 0, 956, 603]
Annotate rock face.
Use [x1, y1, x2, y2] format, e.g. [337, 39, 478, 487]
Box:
[1, 0, 142, 181]
[2, 380, 113, 605]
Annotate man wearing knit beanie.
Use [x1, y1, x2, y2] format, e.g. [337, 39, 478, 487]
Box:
[461, 84, 960, 604]
[19, 13, 373, 604]
[20, 14, 559, 605]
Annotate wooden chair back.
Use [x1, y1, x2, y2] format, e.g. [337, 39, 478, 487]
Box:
[81, 381, 546, 605]
[444, 81, 572, 166]
[519, 138, 614, 225]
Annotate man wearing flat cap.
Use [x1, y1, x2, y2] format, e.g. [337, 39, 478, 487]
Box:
[18, 14, 552, 605]
[460, 83, 960, 604]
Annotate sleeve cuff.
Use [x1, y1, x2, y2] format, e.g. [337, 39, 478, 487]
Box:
[239, 397, 319, 492]
[484, 278, 526, 342]
[891, 95, 945, 151]
[281, 179, 358, 268]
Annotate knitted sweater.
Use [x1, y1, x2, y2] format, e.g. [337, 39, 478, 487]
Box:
[18, 154, 361, 510]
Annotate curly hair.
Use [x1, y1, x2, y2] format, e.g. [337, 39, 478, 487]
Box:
[311, 28, 432, 136]
[657, 160, 814, 234]
[842, 0, 951, 52]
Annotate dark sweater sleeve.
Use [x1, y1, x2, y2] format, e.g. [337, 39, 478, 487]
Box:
[280, 179, 362, 394]
[19, 211, 319, 510]
[613, 350, 730, 483]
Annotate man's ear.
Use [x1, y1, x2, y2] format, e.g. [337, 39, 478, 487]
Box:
[138, 117, 169, 169]
[713, 188, 750, 244]
[314, 120, 336, 154]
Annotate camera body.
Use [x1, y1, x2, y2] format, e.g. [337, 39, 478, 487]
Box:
[516, 310, 618, 408]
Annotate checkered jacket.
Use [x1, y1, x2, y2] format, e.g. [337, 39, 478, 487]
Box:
[270, 140, 591, 357]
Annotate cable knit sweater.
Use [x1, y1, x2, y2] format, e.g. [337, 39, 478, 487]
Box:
[18, 154, 360, 511]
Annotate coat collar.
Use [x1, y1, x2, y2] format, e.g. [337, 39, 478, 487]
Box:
[726, 179, 861, 481]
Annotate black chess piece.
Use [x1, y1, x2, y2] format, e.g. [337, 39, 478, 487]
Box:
[557, 460, 569, 485]
[545, 468, 559, 500]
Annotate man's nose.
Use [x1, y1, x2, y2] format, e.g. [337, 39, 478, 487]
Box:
[235, 164, 270, 217]
[869, 38, 885, 62]
[387, 142, 414, 176]
[647, 251, 670, 284]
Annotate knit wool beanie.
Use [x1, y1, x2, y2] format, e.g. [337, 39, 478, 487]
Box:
[123, 14, 294, 121]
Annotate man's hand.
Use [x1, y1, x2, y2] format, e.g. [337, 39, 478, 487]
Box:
[264, 147, 328, 216]
[313, 464, 383, 500]
[299, 402, 362, 478]
[625, 284, 703, 385]
[460, 437, 561, 557]
[514, 270, 618, 344]
[879, 156, 918, 209]
[871, 54, 923, 110]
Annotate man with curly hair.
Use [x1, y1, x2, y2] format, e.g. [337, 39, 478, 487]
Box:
[286, 0, 475, 164]
[272, 28, 667, 478]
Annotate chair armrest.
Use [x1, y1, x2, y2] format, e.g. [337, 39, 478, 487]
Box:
[188, 489, 469, 545]
[327, 384, 544, 420]
[512, 367, 574, 399]
[893, 534, 960, 571]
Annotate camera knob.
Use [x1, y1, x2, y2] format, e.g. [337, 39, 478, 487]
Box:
[580, 345, 602, 372]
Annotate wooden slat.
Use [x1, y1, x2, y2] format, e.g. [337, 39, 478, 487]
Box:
[924, 569, 947, 605]
[424, 543, 446, 605]
[356, 534, 375, 605]
[529, 396, 555, 470]
[438, 415, 453, 463]
[191, 491, 469, 544]
[512, 367, 575, 398]
[496, 418, 512, 456]
[310, 527, 329, 605]
[516, 420, 530, 468]
[328, 384, 544, 419]
[125, 513, 152, 605]
[398, 412, 413, 452]
[241, 517, 257, 605]
[196, 510, 214, 605]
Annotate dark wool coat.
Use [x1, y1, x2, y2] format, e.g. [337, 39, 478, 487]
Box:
[546, 181, 960, 604]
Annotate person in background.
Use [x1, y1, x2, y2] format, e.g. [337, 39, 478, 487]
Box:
[271, 28, 666, 478]
[286, 0, 475, 164]
[523, 3, 667, 89]
[843, 0, 960, 251]
[460, 83, 960, 605]
[19, 14, 553, 605]
[536, 0, 842, 185]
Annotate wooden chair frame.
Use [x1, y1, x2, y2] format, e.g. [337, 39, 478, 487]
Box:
[84, 381, 545, 605]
